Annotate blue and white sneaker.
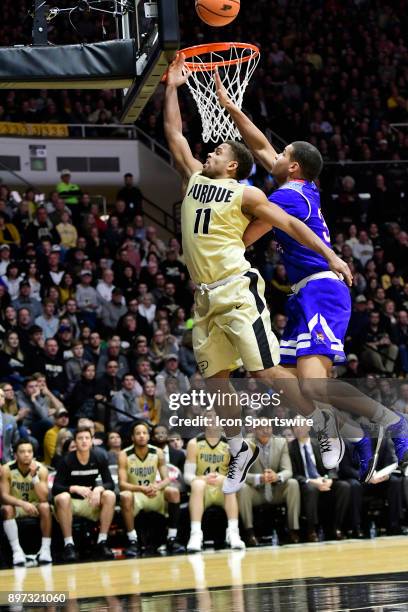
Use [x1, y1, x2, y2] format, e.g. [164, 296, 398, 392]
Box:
[386, 413, 408, 467]
[351, 427, 383, 483]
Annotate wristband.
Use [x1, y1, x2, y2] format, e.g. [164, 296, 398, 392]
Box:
[32, 475, 40, 485]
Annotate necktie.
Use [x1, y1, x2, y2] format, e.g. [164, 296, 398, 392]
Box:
[260, 444, 273, 502]
[303, 444, 319, 479]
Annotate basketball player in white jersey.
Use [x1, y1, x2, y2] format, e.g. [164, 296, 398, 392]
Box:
[164, 54, 351, 494]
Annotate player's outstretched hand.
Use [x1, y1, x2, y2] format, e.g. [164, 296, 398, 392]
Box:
[328, 254, 353, 286]
[214, 67, 232, 108]
[167, 53, 189, 88]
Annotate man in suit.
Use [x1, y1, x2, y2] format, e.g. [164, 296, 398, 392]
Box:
[289, 419, 351, 541]
[340, 435, 404, 535]
[0, 388, 19, 463]
[238, 422, 301, 546]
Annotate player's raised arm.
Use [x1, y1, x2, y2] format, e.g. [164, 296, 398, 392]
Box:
[242, 187, 352, 285]
[215, 68, 278, 173]
[164, 54, 203, 182]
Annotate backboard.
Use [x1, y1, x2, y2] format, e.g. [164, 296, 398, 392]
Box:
[118, 0, 180, 123]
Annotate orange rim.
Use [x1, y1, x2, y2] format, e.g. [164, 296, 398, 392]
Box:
[179, 42, 260, 72]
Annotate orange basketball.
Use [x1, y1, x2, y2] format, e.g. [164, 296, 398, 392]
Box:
[195, 0, 240, 27]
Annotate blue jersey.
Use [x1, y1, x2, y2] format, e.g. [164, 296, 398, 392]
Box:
[268, 180, 332, 284]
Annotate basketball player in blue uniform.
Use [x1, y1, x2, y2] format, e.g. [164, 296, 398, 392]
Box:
[215, 70, 408, 480]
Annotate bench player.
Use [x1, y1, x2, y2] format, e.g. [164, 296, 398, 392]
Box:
[215, 70, 408, 479]
[184, 412, 245, 552]
[0, 439, 52, 566]
[119, 421, 185, 556]
[164, 54, 351, 494]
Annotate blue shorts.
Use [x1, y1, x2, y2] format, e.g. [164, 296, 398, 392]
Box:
[280, 276, 351, 365]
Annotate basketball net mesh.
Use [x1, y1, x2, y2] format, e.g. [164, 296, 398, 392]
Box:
[185, 46, 260, 143]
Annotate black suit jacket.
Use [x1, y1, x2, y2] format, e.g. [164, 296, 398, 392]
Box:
[169, 446, 185, 472]
[338, 440, 361, 481]
[289, 439, 327, 485]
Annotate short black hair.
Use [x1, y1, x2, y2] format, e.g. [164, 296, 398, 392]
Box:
[224, 140, 254, 181]
[14, 438, 34, 453]
[131, 420, 150, 436]
[290, 141, 323, 181]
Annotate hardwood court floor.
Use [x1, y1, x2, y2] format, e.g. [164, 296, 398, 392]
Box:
[1, 537, 408, 610]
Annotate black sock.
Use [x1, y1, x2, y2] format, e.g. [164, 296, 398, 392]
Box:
[167, 502, 180, 531]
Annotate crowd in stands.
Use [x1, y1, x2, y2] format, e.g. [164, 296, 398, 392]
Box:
[0, 161, 406, 565]
[0, 1, 407, 166]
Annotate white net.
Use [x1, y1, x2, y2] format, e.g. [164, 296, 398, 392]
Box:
[184, 43, 260, 144]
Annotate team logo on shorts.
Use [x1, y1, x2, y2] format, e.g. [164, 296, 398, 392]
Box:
[315, 332, 326, 344]
[198, 360, 209, 374]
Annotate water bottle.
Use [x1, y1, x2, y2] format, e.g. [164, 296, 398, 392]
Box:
[272, 529, 279, 546]
[369, 521, 376, 539]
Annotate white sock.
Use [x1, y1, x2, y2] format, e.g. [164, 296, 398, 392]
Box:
[190, 521, 202, 535]
[3, 519, 22, 553]
[127, 530, 137, 542]
[228, 519, 239, 532]
[40, 537, 51, 550]
[64, 537, 74, 547]
[227, 434, 244, 455]
[168, 528, 177, 539]
[371, 405, 399, 427]
[97, 533, 107, 544]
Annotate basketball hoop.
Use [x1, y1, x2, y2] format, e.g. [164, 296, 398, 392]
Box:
[180, 42, 260, 143]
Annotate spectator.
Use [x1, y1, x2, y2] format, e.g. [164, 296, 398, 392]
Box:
[156, 354, 190, 397]
[43, 407, 70, 466]
[75, 270, 100, 328]
[56, 211, 78, 249]
[12, 281, 42, 319]
[35, 299, 59, 340]
[2, 263, 24, 301]
[65, 340, 88, 392]
[16, 377, 54, 445]
[0, 330, 27, 382]
[67, 363, 99, 423]
[51, 428, 74, 470]
[111, 373, 143, 431]
[178, 330, 196, 377]
[116, 173, 143, 218]
[106, 431, 122, 466]
[101, 288, 127, 332]
[137, 381, 161, 425]
[360, 311, 399, 374]
[96, 338, 129, 379]
[56, 169, 82, 211]
[151, 424, 185, 471]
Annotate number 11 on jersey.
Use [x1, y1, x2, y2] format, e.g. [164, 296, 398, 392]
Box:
[194, 208, 212, 235]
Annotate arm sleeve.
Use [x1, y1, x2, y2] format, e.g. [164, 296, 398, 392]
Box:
[52, 457, 71, 496]
[269, 189, 310, 222]
[183, 462, 197, 485]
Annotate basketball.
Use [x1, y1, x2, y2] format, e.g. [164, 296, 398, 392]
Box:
[195, 0, 240, 27]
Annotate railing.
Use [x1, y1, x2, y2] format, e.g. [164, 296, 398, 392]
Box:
[143, 194, 179, 235]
